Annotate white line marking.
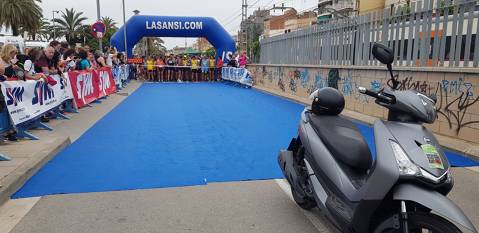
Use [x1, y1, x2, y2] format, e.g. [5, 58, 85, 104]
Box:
[275, 179, 331, 232]
[466, 166, 479, 174]
[0, 197, 41, 233]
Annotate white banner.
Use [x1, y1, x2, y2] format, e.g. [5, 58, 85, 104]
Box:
[112, 65, 129, 88]
[0, 75, 73, 125]
[221, 67, 253, 87]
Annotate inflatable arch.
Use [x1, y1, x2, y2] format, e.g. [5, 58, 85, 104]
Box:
[110, 15, 236, 60]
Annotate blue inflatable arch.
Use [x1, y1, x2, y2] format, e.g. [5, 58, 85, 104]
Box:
[110, 15, 236, 60]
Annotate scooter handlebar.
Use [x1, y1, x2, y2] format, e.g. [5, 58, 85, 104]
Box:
[358, 87, 394, 104]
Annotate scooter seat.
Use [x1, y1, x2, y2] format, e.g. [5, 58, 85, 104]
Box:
[309, 114, 372, 171]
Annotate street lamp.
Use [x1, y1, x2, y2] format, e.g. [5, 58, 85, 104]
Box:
[96, 0, 102, 50]
[52, 10, 60, 40]
[122, 0, 128, 58]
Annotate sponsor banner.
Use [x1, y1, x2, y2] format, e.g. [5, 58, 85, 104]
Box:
[111, 65, 130, 88]
[127, 58, 143, 64]
[68, 70, 100, 108]
[0, 75, 73, 125]
[145, 21, 203, 30]
[221, 67, 253, 86]
[97, 67, 117, 98]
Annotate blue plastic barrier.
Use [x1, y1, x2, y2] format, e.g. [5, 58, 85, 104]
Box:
[221, 67, 253, 87]
[0, 108, 12, 160]
[112, 64, 131, 90]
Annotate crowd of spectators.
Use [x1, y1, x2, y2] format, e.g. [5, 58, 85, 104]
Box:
[137, 51, 248, 82]
[0, 41, 128, 141]
[1, 45, 248, 140]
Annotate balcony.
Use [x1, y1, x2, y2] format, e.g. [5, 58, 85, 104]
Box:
[333, 1, 355, 12]
[318, 0, 333, 7]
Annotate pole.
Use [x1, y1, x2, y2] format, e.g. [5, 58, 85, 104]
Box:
[122, 0, 128, 58]
[96, 0, 103, 51]
[52, 11, 56, 40]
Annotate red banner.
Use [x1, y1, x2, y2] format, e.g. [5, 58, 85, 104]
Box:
[127, 58, 143, 64]
[67, 68, 117, 108]
[97, 67, 117, 98]
[68, 70, 99, 108]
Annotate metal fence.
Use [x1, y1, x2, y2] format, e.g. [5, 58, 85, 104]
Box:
[259, 0, 479, 68]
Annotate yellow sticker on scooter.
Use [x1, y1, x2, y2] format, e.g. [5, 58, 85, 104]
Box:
[421, 144, 444, 169]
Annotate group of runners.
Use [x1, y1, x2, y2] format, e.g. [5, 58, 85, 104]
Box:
[141, 54, 223, 82]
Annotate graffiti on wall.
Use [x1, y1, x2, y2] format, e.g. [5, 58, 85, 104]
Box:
[373, 75, 478, 133]
[253, 65, 479, 135]
[340, 75, 371, 104]
[278, 77, 285, 92]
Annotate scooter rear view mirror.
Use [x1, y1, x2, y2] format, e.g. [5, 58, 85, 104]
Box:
[372, 43, 396, 89]
[372, 43, 394, 65]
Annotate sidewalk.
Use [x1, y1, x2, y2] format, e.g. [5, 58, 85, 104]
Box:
[253, 85, 479, 162]
[0, 81, 142, 207]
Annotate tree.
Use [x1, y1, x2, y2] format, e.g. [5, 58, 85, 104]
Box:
[133, 37, 166, 56]
[205, 47, 215, 57]
[24, 18, 57, 40]
[78, 17, 119, 51]
[54, 8, 88, 45]
[0, 0, 43, 36]
[101, 16, 118, 41]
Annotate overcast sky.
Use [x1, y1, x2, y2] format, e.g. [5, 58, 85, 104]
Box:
[40, 0, 317, 49]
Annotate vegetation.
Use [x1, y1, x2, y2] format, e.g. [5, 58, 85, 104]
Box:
[133, 37, 167, 56]
[53, 8, 87, 45]
[0, 0, 43, 36]
[0, 4, 165, 52]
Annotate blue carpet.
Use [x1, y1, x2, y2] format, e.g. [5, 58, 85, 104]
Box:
[13, 83, 478, 198]
[13, 83, 304, 198]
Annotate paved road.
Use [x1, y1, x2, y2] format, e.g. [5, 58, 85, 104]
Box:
[11, 180, 329, 233]
[9, 167, 479, 233]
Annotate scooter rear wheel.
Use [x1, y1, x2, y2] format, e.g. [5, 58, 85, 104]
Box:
[379, 212, 461, 233]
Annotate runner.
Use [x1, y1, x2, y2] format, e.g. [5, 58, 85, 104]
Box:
[156, 56, 164, 82]
[209, 55, 215, 82]
[182, 55, 190, 82]
[191, 56, 199, 82]
[175, 55, 182, 82]
[216, 58, 224, 81]
[201, 55, 209, 81]
[166, 54, 175, 82]
[146, 56, 154, 81]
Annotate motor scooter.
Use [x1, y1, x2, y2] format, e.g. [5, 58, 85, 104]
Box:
[278, 43, 478, 233]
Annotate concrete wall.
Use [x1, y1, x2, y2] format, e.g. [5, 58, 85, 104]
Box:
[248, 64, 479, 144]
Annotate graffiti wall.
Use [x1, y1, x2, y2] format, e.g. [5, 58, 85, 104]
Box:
[248, 65, 479, 143]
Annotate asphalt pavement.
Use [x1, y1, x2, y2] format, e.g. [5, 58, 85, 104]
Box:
[9, 167, 479, 233]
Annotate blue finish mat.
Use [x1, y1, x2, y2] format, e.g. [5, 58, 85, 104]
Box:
[13, 83, 304, 198]
[13, 83, 479, 198]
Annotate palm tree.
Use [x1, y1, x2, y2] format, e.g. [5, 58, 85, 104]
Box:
[102, 16, 117, 30]
[53, 8, 88, 44]
[22, 18, 54, 40]
[101, 16, 118, 42]
[0, 0, 43, 36]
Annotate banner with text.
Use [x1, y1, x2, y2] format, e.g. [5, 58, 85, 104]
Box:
[67, 67, 116, 108]
[111, 65, 130, 88]
[97, 67, 117, 98]
[0, 75, 73, 125]
[222, 67, 253, 86]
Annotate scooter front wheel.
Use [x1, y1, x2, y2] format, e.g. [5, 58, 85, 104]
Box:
[377, 212, 462, 233]
[291, 186, 317, 210]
